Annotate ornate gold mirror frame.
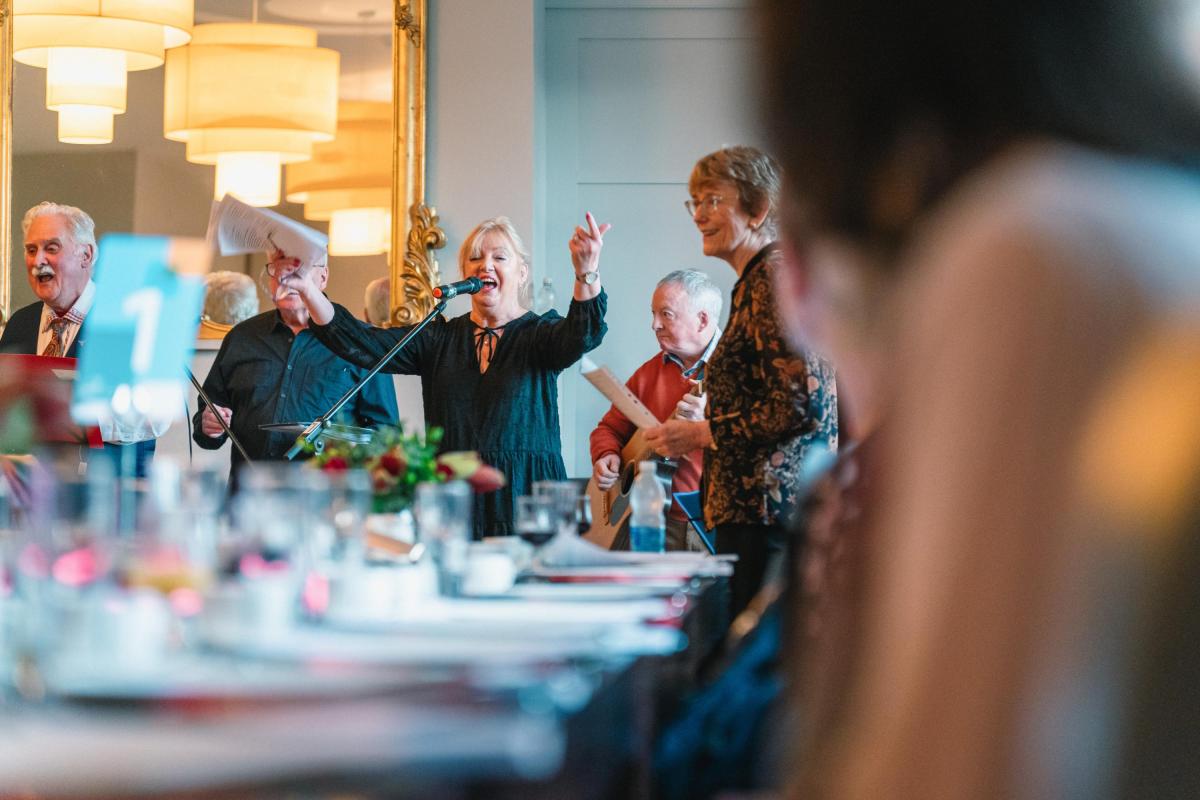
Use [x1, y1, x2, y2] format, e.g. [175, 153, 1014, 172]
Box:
[0, 0, 444, 328]
[391, 0, 446, 326]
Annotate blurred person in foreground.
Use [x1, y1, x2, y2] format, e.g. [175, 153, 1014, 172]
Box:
[363, 276, 391, 327]
[193, 251, 398, 477]
[758, 0, 1200, 797]
[645, 146, 838, 617]
[589, 269, 722, 551]
[282, 215, 610, 539]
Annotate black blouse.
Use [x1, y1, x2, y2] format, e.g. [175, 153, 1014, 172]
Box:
[312, 292, 608, 537]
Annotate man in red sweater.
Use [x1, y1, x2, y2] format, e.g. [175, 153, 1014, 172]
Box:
[590, 270, 722, 550]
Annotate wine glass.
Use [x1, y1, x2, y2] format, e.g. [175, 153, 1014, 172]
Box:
[532, 480, 580, 539]
[575, 495, 593, 537]
[514, 495, 556, 549]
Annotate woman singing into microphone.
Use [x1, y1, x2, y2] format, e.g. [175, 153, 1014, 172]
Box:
[280, 214, 610, 539]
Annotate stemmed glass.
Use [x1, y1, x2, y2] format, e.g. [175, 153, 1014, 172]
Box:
[514, 495, 556, 549]
[532, 480, 581, 540]
[574, 495, 593, 537]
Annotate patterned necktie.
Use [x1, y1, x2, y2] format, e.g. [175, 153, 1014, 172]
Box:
[41, 316, 71, 358]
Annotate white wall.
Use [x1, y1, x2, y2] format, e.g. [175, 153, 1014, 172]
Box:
[425, 1, 758, 478]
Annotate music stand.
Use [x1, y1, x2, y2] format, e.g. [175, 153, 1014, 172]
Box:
[672, 490, 716, 555]
[260, 421, 374, 450]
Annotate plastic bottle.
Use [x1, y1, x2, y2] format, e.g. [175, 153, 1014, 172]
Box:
[629, 460, 666, 553]
[534, 277, 556, 314]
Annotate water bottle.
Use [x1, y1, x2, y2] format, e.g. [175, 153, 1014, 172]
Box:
[534, 277, 556, 314]
[629, 460, 666, 553]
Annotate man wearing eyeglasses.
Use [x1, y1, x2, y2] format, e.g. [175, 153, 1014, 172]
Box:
[192, 253, 398, 476]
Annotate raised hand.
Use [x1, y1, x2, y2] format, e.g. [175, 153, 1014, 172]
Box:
[568, 212, 611, 277]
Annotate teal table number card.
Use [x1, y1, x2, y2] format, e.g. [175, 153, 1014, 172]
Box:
[74, 234, 210, 424]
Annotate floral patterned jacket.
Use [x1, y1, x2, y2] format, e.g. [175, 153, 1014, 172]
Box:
[703, 244, 838, 529]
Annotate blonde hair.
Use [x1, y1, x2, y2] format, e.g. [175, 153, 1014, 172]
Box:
[457, 216, 533, 308]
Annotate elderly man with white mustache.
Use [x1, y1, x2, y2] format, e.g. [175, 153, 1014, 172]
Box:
[0, 201, 166, 476]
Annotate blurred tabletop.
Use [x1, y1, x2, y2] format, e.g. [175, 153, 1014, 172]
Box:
[0, 568, 730, 799]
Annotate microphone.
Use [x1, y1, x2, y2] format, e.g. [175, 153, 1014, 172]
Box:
[432, 277, 483, 300]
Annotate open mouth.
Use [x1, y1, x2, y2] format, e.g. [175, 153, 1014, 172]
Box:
[34, 271, 55, 284]
[479, 277, 498, 291]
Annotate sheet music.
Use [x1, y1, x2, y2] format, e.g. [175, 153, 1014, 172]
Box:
[206, 194, 327, 268]
[580, 356, 660, 429]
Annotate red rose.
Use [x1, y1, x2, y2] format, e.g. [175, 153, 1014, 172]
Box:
[379, 451, 406, 477]
[321, 456, 349, 472]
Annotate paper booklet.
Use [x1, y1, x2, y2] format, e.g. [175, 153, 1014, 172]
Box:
[580, 356, 660, 430]
[206, 194, 328, 267]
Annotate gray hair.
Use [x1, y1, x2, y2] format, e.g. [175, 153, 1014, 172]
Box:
[657, 269, 723, 320]
[203, 271, 259, 326]
[364, 276, 391, 326]
[23, 201, 97, 251]
[458, 216, 533, 308]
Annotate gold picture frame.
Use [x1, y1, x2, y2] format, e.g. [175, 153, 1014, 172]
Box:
[0, 0, 444, 328]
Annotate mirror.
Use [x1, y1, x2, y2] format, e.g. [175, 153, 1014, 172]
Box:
[0, 0, 442, 329]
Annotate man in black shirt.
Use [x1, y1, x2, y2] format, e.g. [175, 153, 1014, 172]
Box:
[192, 257, 397, 477]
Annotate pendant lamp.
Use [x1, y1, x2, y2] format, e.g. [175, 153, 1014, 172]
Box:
[14, 0, 194, 144]
[286, 100, 391, 256]
[164, 23, 339, 207]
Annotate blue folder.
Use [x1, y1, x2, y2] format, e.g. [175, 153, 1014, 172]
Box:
[672, 490, 716, 555]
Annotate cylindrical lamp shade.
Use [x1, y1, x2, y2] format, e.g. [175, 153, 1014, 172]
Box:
[14, 0, 193, 70]
[215, 152, 283, 208]
[329, 209, 391, 257]
[58, 105, 114, 144]
[165, 24, 339, 163]
[46, 47, 127, 111]
[286, 101, 390, 254]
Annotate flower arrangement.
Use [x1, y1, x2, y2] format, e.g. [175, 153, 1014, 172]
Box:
[309, 424, 505, 513]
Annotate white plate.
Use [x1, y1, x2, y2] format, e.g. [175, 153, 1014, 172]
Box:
[504, 583, 682, 601]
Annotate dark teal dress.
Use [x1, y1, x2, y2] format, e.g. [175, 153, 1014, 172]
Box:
[311, 292, 607, 538]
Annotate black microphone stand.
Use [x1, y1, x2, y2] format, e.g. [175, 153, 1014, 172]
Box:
[186, 366, 256, 465]
[284, 298, 448, 460]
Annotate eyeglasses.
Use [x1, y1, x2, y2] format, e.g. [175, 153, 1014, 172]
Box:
[264, 261, 324, 278]
[684, 194, 726, 217]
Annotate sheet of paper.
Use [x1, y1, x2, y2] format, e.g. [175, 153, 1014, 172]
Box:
[206, 194, 327, 268]
[580, 356, 660, 429]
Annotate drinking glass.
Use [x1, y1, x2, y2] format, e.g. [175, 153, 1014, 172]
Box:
[532, 480, 581, 539]
[575, 495, 593, 537]
[514, 495, 556, 548]
[415, 481, 472, 596]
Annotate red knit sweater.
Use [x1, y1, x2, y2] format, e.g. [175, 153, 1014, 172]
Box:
[589, 353, 703, 520]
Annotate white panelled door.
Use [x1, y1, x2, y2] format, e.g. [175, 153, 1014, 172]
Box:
[543, 1, 764, 478]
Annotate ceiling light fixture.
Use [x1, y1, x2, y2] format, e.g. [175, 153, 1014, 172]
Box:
[286, 100, 391, 256]
[163, 21, 339, 207]
[14, 0, 194, 145]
